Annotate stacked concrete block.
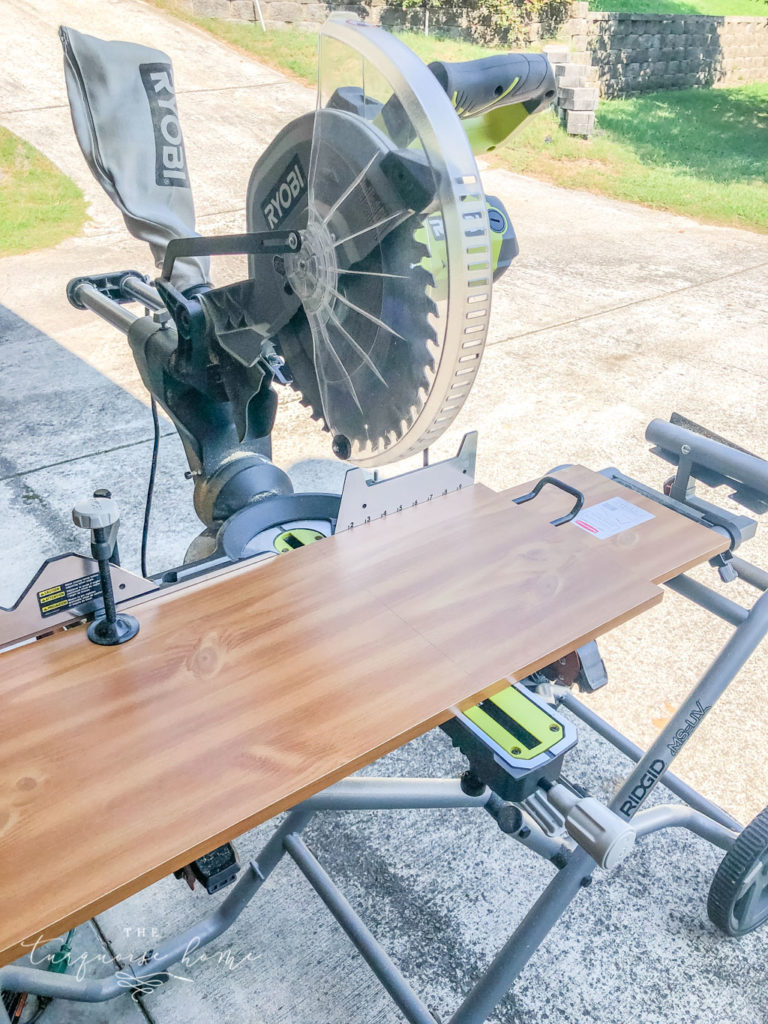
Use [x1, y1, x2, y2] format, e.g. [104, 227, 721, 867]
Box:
[580, 11, 768, 98]
[543, 45, 600, 138]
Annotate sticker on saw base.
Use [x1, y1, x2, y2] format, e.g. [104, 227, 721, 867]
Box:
[37, 573, 103, 617]
[139, 63, 190, 188]
[274, 529, 325, 553]
[464, 688, 562, 760]
[573, 497, 655, 540]
[262, 157, 307, 228]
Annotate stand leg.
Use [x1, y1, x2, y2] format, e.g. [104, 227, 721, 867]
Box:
[450, 589, 768, 1024]
[450, 848, 593, 1024]
[558, 693, 741, 831]
[0, 808, 314, 1009]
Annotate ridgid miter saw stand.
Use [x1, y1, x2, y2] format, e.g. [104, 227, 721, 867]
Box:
[2, 16, 768, 1024]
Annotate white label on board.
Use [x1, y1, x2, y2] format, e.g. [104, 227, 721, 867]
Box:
[573, 497, 655, 540]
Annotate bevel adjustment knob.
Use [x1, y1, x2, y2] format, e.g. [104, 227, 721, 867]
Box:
[72, 496, 119, 531]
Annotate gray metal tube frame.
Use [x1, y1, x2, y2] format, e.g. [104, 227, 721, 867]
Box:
[0, 782, 489, 1016]
[72, 282, 137, 335]
[646, 419, 768, 499]
[285, 834, 438, 1024]
[449, 584, 768, 1024]
[732, 556, 768, 592]
[556, 692, 742, 832]
[632, 804, 738, 851]
[665, 573, 748, 627]
[3, 583, 767, 1024]
[119, 275, 164, 311]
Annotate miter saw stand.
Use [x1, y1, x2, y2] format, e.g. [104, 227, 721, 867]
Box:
[4, 17, 768, 1024]
[4, 413, 768, 1024]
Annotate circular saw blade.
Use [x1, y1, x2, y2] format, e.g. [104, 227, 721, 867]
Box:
[247, 18, 492, 468]
[282, 214, 438, 450]
[280, 106, 440, 454]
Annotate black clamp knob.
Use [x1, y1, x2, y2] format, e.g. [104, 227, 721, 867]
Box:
[72, 494, 139, 646]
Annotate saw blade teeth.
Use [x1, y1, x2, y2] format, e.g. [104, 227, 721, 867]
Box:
[274, 201, 446, 457]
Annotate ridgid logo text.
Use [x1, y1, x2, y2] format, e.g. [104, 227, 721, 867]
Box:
[139, 63, 189, 188]
[619, 759, 666, 818]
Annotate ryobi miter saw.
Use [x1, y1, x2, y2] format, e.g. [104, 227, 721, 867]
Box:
[56, 15, 554, 567]
[7, 19, 768, 1024]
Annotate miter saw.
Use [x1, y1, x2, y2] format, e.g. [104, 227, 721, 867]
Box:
[57, 15, 554, 568]
[7, 18, 768, 1024]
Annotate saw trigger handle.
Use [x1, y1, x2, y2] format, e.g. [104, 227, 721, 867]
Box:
[428, 53, 555, 119]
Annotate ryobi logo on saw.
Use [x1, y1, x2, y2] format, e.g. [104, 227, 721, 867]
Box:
[139, 63, 189, 188]
[262, 157, 307, 228]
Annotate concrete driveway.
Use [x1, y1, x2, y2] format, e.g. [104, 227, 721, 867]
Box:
[1, 1, 768, 1021]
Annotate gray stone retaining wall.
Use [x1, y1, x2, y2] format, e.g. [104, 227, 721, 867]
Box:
[577, 8, 768, 97]
[189, 0, 768, 98]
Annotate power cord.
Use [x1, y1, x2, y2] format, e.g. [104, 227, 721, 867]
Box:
[141, 395, 160, 579]
[24, 996, 49, 1024]
[3, 930, 75, 1023]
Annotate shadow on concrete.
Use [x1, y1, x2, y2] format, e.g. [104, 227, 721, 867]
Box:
[0, 302, 198, 602]
[0, 304, 152, 478]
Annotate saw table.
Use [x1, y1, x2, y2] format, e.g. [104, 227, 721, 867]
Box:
[0, 468, 727, 968]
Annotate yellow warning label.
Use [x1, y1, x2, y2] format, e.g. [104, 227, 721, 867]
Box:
[36, 572, 102, 618]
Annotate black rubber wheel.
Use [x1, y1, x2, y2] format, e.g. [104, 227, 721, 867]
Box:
[708, 806, 768, 936]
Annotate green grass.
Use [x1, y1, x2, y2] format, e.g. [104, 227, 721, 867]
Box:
[0, 126, 87, 257]
[589, 0, 768, 15]
[496, 83, 768, 232]
[151, 0, 529, 84]
[152, 1, 768, 232]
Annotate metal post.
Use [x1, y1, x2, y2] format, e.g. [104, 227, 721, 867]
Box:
[732, 557, 768, 592]
[72, 282, 137, 334]
[0, 808, 314, 1006]
[300, 777, 491, 812]
[285, 835, 437, 1024]
[120, 276, 164, 310]
[557, 693, 742, 831]
[632, 804, 738, 851]
[610, 588, 768, 820]
[450, 847, 595, 1024]
[665, 574, 748, 626]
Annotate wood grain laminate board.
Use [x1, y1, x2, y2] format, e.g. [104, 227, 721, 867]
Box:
[0, 478, 673, 965]
[497, 466, 729, 584]
[309, 482, 667, 681]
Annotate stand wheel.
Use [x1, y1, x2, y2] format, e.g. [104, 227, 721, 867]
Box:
[708, 806, 768, 936]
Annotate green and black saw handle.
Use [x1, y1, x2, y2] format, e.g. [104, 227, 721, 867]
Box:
[380, 52, 556, 154]
[428, 53, 556, 120]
